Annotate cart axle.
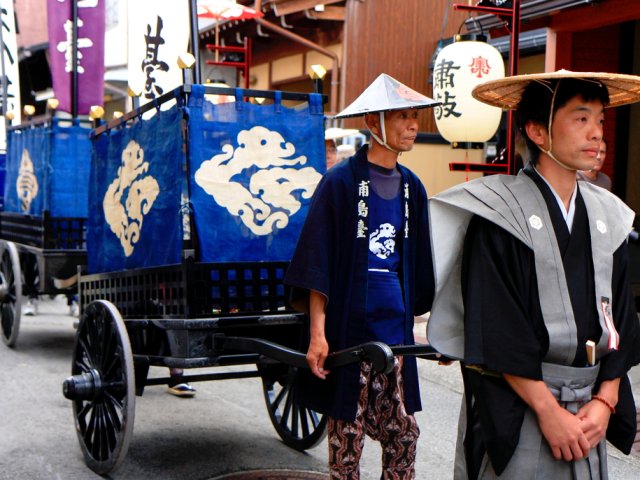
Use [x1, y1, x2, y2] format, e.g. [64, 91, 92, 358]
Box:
[63, 369, 104, 401]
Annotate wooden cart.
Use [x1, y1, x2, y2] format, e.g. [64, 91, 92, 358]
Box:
[60, 85, 437, 474]
[0, 117, 91, 346]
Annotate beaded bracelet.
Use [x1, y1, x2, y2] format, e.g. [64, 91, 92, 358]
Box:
[592, 394, 616, 414]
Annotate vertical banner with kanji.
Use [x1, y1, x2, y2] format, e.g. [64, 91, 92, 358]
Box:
[128, 0, 189, 106]
[0, 0, 21, 150]
[47, 0, 106, 114]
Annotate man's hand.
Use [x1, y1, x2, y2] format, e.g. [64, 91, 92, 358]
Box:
[504, 373, 590, 461]
[577, 400, 610, 449]
[577, 379, 619, 449]
[537, 403, 591, 461]
[307, 335, 330, 379]
[436, 353, 454, 366]
[308, 289, 330, 379]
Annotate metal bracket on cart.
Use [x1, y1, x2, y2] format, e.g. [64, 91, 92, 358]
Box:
[391, 343, 449, 361]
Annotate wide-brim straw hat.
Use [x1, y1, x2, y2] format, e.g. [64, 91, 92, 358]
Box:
[335, 73, 440, 119]
[472, 69, 640, 110]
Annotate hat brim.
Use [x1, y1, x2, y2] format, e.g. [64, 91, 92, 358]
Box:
[472, 70, 640, 110]
[333, 73, 440, 119]
[333, 103, 440, 119]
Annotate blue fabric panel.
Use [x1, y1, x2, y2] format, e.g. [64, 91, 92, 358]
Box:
[0, 152, 5, 210]
[48, 122, 92, 217]
[87, 105, 185, 273]
[187, 85, 325, 262]
[4, 126, 49, 215]
[4, 123, 91, 217]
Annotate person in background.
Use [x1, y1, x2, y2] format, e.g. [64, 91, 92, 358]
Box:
[324, 137, 339, 169]
[167, 368, 196, 398]
[577, 138, 612, 190]
[324, 127, 359, 169]
[286, 73, 438, 479]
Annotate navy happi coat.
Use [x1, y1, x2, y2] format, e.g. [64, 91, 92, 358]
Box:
[285, 145, 435, 421]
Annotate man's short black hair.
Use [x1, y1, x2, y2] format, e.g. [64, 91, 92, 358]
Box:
[515, 78, 610, 163]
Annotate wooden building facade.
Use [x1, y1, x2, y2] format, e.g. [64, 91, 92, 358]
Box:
[204, 1, 640, 206]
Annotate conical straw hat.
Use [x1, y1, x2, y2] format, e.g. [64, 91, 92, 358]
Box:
[334, 73, 439, 119]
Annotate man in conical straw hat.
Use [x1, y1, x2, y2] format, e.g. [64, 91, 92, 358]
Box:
[427, 70, 640, 479]
[285, 73, 439, 478]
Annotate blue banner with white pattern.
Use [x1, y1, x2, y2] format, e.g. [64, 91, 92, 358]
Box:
[4, 122, 91, 217]
[187, 85, 325, 262]
[5, 126, 49, 215]
[87, 105, 185, 273]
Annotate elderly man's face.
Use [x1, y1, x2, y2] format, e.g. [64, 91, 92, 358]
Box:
[383, 109, 419, 152]
[366, 109, 419, 152]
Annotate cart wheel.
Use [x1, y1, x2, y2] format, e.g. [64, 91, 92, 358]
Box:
[63, 300, 135, 475]
[261, 364, 327, 451]
[0, 242, 22, 347]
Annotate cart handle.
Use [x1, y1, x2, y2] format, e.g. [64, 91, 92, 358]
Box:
[214, 336, 395, 374]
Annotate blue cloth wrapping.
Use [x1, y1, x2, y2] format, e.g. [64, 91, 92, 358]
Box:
[4, 122, 91, 217]
[87, 105, 185, 273]
[187, 85, 325, 262]
[366, 270, 405, 345]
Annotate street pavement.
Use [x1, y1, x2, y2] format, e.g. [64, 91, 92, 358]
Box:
[0, 297, 639, 479]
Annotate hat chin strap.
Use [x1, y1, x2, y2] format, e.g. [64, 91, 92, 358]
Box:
[535, 79, 576, 172]
[536, 146, 575, 171]
[368, 112, 401, 155]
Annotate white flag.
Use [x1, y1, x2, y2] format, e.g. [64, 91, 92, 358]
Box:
[0, 0, 21, 150]
[128, 0, 190, 107]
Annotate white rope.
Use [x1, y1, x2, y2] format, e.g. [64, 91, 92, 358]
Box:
[535, 80, 575, 171]
[367, 112, 401, 154]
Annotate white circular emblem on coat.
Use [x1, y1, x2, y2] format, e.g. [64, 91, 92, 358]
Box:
[596, 220, 607, 234]
[370, 223, 396, 259]
[529, 215, 543, 230]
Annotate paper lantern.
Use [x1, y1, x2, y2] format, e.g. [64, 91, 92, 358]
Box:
[432, 37, 505, 144]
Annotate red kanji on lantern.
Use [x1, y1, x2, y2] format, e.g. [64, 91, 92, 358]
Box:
[469, 56, 492, 78]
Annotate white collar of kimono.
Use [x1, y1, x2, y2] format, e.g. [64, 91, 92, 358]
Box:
[533, 164, 578, 231]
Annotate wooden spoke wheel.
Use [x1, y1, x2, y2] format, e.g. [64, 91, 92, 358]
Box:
[0, 242, 22, 347]
[63, 300, 135, 475]
[261, 364, 327, 451]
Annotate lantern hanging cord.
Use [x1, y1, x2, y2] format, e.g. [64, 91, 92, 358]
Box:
[457, 18, 483, 37]
[440, 1, 451, 39]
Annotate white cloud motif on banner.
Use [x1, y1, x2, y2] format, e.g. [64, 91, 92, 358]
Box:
[103, 140, 160, 257]
[195, 126, 322, 236]
[16, 148, 39, 212]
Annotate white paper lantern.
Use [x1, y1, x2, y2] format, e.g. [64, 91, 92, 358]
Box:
[433, 38, 505, 144]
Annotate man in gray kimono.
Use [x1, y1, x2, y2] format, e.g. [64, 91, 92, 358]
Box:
[428, 71, 640, 479]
